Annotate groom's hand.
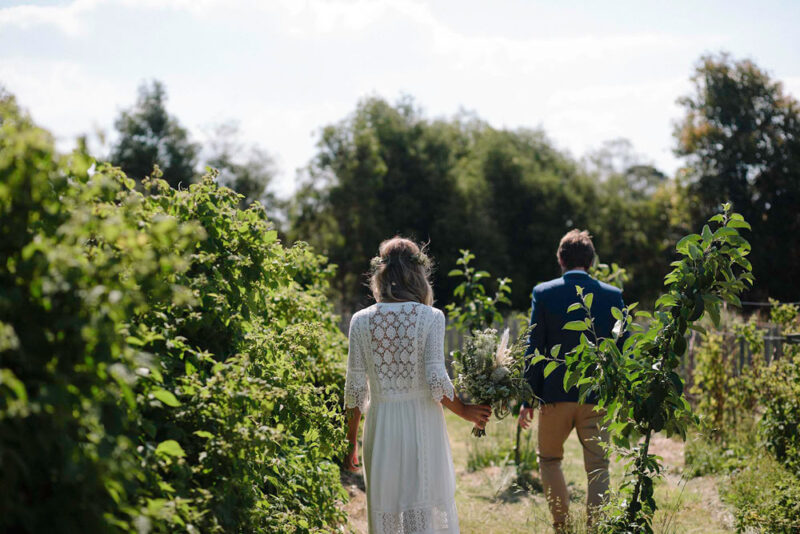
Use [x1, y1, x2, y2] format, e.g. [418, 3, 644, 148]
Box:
[518, 406, 535, 430]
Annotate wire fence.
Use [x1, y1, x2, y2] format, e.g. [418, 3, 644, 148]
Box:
[339, 309, 799, 382]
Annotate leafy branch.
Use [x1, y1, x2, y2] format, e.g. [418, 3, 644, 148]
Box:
[445, 249, 512, 333]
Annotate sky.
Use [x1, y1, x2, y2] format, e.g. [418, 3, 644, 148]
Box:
[2, 0, 799, 196]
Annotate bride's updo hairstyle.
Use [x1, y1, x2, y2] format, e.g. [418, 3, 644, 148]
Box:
[369, 237, 434, 306]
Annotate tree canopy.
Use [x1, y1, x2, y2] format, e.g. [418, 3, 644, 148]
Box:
[110, 80, 200, 189]
[288, 97, 685, 310]
[675, 53, 800, 302]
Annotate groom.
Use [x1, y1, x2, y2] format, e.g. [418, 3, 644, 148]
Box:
[518, 229, 625, 532]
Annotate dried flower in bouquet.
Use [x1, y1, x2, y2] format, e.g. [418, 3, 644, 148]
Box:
[451, 326, 534, 437]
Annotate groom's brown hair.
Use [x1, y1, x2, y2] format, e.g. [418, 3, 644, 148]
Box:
[557, 229, 595, 270]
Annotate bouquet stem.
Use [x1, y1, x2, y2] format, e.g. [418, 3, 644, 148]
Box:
[471, 425, 486, 438]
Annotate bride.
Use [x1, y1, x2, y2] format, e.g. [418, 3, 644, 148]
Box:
[344, 237, 491, 534]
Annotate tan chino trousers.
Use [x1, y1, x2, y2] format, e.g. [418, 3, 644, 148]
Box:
[538, 402, 610, 528]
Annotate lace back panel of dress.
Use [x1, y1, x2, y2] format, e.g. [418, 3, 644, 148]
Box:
[370, 304, 420, 393]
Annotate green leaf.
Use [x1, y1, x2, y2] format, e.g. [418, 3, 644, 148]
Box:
[704, 298, 721, 327]
[147, 498, 168, 515]
[728, 219, 751, 230]
[672, 335, 687, 355]
[564, 321, 587, 331]
[125, 336, 145, 347]
[676, 234, 700, 253]
[668, 372, 683, 393]
[611, 307, 623, 321]
[155, 440, 186, 458]
[701, 224, 712, 243]
[550, 344, 561, 357]
[726, 293, 742, 308]
[152, 388, 181, 407]
[713, 227, 738, 239]
[688, 323, 706, 335]
[567, 302, 581, 313]
[0, 369, 27, 402]
[194, 430, 214, 439]
[543, 361, 559, 378]
[263, 230, 278, 244]
[447, 269, 463, 277]
[688, 243, 703, 260]
[584, 293, 593, 310]
[564, 370, 580, 391]
[655, 294, 678, 308]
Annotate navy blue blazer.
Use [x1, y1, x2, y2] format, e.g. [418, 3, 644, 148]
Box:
[524, 271, 625, 405]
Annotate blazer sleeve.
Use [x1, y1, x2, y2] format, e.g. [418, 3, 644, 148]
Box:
[524, 287, 547, 402]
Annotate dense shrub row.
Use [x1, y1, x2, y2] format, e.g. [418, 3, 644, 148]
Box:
[0, 92, 347, 532]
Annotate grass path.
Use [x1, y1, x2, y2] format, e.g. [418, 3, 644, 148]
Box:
[343, 410, 734, 533]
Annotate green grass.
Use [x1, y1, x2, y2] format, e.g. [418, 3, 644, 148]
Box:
[344, 411, 735, 533]
[444, 412, 734, 534]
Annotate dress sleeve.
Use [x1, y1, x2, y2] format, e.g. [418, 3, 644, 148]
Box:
[424, 309, 455, 403]
[344, 316, 369, 411]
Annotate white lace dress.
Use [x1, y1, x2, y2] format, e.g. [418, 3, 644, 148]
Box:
[344, 302, 459, 534]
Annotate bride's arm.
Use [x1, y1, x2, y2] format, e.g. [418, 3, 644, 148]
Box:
[425, 310, 491, 427]
[344, 407, 361, 471]
[440, 395, 491, 428]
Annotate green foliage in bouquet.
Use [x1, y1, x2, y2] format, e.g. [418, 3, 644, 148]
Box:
[0, 92, 347, 533]
[445, 249, 511, 333]
[533, 204, 754, 533]
[451, 328, 533, 437]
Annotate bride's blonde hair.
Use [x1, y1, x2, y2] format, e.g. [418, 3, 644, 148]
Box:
[369, 237, 434, 306]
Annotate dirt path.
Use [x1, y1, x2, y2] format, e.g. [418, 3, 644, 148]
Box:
[341, 469, 368, 534]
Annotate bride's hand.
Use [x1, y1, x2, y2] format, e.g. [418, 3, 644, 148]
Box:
[344, 443, 360, 471]
[462, 404, 492, 428]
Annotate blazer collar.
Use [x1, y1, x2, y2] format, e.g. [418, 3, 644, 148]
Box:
[563, 270, 590, 278]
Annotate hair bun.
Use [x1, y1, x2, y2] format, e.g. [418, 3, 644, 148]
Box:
[369, 236, 434, 305]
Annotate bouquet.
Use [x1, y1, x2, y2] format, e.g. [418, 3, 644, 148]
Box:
[451, 327, 534, 437]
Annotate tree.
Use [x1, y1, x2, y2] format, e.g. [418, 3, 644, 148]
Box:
[288, 96, 472, 309]
[675, 53, 800, 301]
[203, 121, 277, 212]
[288, 96, 600, 310]
[110, 80, 199, 189]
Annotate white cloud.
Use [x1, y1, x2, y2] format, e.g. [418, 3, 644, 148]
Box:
[783, 76, 800, 100]
[0, 0, 103, 35]
[0, 57, 126, 150]
[0, 0, 795, 195]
